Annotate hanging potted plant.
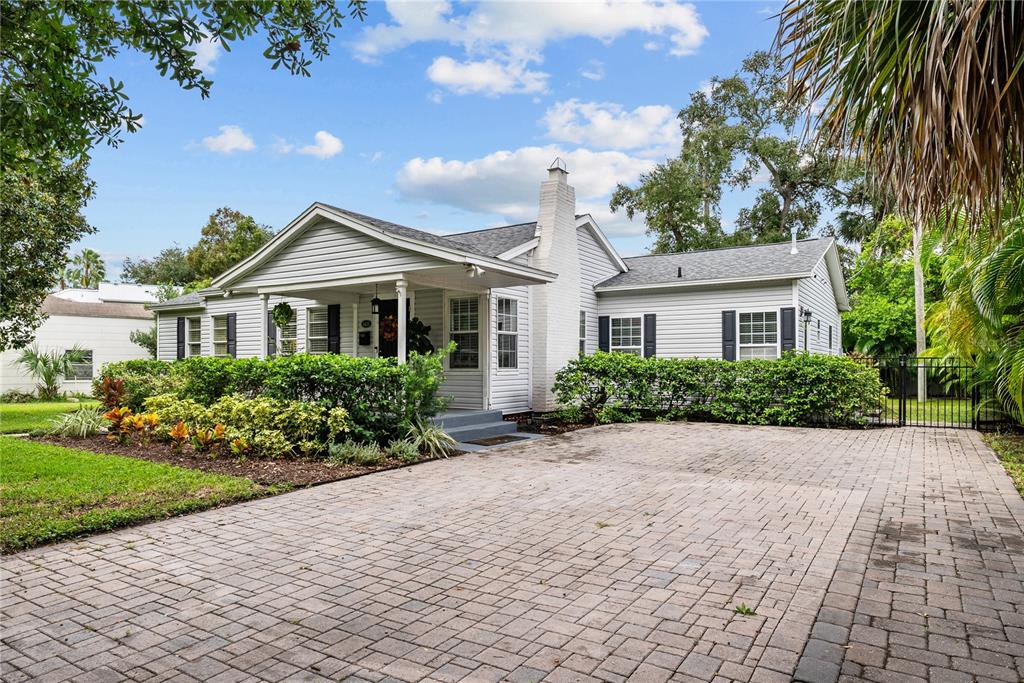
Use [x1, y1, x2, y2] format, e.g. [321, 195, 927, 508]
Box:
[271, 302, 294, 330]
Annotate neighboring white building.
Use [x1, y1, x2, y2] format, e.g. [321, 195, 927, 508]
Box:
[151, 160, 848, 413]
[1, 283, 157, 395]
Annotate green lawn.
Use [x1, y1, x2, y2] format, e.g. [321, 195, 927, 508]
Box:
[883, 397, 973, 425]
[0, 401, 100, 434]
[0, 437, 274, 552]
[984, 433, 1024, 499]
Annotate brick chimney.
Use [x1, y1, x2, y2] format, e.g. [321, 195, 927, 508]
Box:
[530, 158, 581, 411]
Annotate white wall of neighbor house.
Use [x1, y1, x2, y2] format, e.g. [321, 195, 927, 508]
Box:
[1, 315, 153, 393]
[797, 257, 843, 355]
[577, 226, 621, 355]
[596, 282, 795, 358]
[229, 219, 443, 290]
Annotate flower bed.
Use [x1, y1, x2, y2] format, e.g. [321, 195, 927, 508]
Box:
[553, 352, 886, 427]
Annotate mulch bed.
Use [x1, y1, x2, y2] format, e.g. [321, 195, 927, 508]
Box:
[35, 435, 427, 487]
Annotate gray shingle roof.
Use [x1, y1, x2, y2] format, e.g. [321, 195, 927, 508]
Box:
[321, 203, 538, 258]
[147, 291, 205, 310]
[42, 295, 152, 320]
[597, 237, 834, 289]
[442, 222, 537, 257]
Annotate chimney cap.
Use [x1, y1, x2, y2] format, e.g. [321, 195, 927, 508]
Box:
[548, 157, 568, 174]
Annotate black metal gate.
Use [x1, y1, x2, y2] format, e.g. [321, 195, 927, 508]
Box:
[866, 356, 1005, 430]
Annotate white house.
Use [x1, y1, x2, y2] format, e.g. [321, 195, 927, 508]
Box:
[2, 283, 158, 395]
[150, 160, 848, 415]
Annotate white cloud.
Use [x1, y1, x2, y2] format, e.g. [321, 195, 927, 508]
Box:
[427, 56, 548, 96]
[396, 145, 654, 235]
[643, 40, 661, 51]
[202, 125, 255, 154]
[271, 136, 294, 154]
[193, 37, 221, 73]
[580, 59, 605, 81]
[428, 90, 444, 104]
[543, 99, 680, 153]
[355, 1, 709, 61]
[362, 151, 384, 163]
[298, 131, 344, 159]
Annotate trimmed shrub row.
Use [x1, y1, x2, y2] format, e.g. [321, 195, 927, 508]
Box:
[553, 352, 886, 427]
[95, 347, 451, 444]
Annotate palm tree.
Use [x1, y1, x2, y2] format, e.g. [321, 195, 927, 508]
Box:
[778, 0, 1024, 223]
[70, 248, 105, 288]
[16, 346, 88, 400]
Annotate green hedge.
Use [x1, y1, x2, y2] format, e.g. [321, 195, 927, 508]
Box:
[96, 347, 451, 443]
[553, 352, 886, 427]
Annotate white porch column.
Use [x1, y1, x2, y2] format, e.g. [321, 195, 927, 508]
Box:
[396, 279, 408, 364]
[259, 294, 269, 359]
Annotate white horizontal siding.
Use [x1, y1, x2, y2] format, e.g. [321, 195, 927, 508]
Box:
[578, 226, 621, 355]
[232, 220, 444, 289]
[798, 257, 842, 355]
[597, 282, 795, 358]
[2, 314, 154, 392]
[489, 285, 531, 413]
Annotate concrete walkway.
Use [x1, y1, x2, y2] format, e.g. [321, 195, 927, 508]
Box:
[2, 424, 1022, 682]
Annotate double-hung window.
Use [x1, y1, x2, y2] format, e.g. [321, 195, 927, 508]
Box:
[449, 297, 479, 369]
[65, 350, 93, 380]
[307, 308, 329, 355]
[739, 311, 778, 359]
[579, 311, 586, 355]
[280, 310, 298, 355]
[496, 298, 517, 369]
[187, 316, 202, 357]
[610, 317, 642, 355]
[212, 315, 229, 357]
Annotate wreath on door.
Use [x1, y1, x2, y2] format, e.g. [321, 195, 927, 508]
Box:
[379, 314, 398, 343]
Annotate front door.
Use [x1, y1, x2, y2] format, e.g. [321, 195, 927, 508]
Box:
[378, 299, 399, 358]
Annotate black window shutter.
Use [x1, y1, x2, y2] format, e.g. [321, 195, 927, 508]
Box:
[780, 306, 796, 353]
[266, 311, 277, 356]
[327, 304, 341, 353]
[643, 314, 656, 358]
[828, 325, 833, 351]
[226, 313, 237, 358]
[176, 316, 186, 360]
[721, 310, 736, 361]
[598, 316, 610, 352]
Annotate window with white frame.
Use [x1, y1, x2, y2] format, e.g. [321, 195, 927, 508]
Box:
[496, 298, 518, 369]
[307, 308, 329, 355]
[579, 311, 586, 355]
[212, 315, 229, 357]
[187, 316, 202, 357]
[449, 297, 479, 369]
[65, 350, 93, 380]
[739, 311, 778, 359]
[280, 310, 298, 355]
[610, 317, 642, 355]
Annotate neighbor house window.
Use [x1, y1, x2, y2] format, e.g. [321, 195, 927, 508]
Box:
[187, 316, 202, 357]
[280, 310, 298, 355]
[739, 311, 778, 359]
[449, 297, 479, 369]
[212, 315, 229, 357]
[65, 350, 93, 380]
[610, 317, 642, 355]
[496, 298, 517, 369]
[579, 311, 586, 355]
[306, 308, 329, 355]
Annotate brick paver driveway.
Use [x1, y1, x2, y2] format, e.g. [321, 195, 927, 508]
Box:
[3, 424, 1023, 683]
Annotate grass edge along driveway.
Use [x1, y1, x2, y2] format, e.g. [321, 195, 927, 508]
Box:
[0, 437, 279, 553]
[0, 401, 101, 434]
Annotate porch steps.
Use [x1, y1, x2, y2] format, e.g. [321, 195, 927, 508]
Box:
[430, 409, 518, 443]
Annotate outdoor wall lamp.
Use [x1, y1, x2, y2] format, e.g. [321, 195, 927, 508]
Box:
[370, 284, 380, 315]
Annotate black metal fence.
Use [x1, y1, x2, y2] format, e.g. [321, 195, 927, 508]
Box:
[862, 356, 1009, 430]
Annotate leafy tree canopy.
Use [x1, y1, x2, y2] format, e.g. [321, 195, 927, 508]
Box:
[612, 51, 876, 253]
[1, 0, 368, 176]
[0, 161, 95, 350]
[122, 247, 196, 287]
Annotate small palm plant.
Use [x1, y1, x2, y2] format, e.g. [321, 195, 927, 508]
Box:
[15, 345, 87, 400]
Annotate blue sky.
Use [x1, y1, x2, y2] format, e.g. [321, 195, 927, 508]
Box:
[81, 1, 782, 279]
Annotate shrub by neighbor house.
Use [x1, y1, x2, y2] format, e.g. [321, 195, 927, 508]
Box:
[554, 352, 885, 427]
[94, 346, 452, 453]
